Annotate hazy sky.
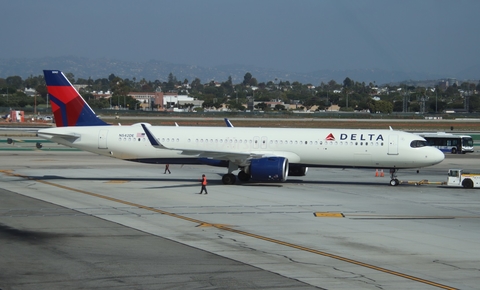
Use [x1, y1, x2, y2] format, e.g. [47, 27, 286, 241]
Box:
[2, 0, 479, 76]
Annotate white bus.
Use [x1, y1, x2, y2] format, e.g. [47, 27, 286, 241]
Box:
[418, 132, 474, 154]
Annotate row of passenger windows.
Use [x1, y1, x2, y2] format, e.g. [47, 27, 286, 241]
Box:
[118, 136, 385, 147]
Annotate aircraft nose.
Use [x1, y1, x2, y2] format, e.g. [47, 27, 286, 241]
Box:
[427, 147, 445, 165]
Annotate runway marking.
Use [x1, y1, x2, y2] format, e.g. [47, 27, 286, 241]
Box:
[3, 170, 458, 290]
[343, 214, 480, 220]
[313, 212, 345, 217]
[197, 223, 232, 228]
[104, 180, 129, 184]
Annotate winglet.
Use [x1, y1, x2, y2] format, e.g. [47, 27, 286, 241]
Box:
[43, 70, 109, 127]
[141, 123, 168, 149]
[224, 118, 234, 127]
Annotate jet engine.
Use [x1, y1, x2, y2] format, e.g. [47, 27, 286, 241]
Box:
[250, 157, 289, 182]
[198, 158, 229, 167]
[288, 165, 308, 176]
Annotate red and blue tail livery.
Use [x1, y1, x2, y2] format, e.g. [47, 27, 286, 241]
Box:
[43, 70, 109, 127]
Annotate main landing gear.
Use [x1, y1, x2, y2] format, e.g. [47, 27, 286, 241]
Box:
[222, 173, 236, 185]
[222, 162, 251, 185]
[222, 162, 239, 185]
[222, 170, 252, 185]
[389, 168, 399, 186]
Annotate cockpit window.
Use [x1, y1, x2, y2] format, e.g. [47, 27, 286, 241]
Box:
[410, 140, 427, 148]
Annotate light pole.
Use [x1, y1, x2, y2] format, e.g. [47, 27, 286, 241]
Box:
[431, 88, 437, 113]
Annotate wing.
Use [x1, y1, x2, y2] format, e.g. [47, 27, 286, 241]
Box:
[141, 124, 300, 166]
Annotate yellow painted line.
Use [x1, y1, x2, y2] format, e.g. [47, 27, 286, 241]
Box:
[2, 170, 458, 290]
[314, 212, 345, 218]
[345, 214, 480, 219]
[197, 223, 232, 228]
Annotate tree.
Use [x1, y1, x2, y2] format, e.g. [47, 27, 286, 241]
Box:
[226, 100, 246, 111]
[190, 78, 202, 93]
[468, 95, 480, 112]
[374, 100, 393, 113]
[343, 77, 353, 88]
[274, 104, 286, 111]
[24, 75, 43, 89]
[35, 84, 48, 99]
[254, 102, 268, 111]
[303, 97, 322, 110]
[243, 72, 252, 86]
[6, 76, 23, 89]
[87, 98, 110, 109]
[165, 72, 177, 92]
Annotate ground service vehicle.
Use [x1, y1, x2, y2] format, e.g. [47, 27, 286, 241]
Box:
[447, 169, 480, 188]
[419, 132, 474, 154]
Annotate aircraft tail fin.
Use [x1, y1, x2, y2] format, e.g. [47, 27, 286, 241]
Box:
[43, 70, 109, 127]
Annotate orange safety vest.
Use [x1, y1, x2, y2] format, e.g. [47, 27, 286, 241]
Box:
[202, 177, 207, 185]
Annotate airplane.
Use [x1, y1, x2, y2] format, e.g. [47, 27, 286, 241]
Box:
[38, 70, 445, 186]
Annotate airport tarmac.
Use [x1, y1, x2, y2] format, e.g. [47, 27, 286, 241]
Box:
[1, 149, 479, 290]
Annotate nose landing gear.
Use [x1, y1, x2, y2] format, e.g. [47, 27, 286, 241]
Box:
[389, 168, 399, 186]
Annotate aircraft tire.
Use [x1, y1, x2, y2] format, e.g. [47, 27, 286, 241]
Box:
[389, 179, 399, 186]
[222, 173, 236, 185]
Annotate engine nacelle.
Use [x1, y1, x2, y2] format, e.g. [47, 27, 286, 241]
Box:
[198, 158, 229, 167]
[288, 165, 308, 176]
[250, 157, 289, 182]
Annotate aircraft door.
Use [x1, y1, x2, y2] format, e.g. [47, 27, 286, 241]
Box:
[388, 134, 398, 155]
[98, 129, 108, 149]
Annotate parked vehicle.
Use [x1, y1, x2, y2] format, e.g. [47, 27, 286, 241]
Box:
[447, 169, 480, 188]
[418, 132, 474, 154]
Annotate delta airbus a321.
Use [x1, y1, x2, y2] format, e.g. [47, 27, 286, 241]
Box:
[38, 70, 444, 186]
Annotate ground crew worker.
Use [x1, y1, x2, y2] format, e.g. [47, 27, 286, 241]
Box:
[164, 164, 171, 174]
[199, 174, 208, 194]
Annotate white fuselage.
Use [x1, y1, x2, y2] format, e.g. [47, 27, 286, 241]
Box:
[38, 124, 444, 169]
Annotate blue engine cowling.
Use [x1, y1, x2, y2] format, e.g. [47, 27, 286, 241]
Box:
[198, 158, 229, 167]
[250, 157, 289, 182]
[288, 165, 308, 176]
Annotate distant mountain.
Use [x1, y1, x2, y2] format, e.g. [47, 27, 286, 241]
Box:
[0, 56, 477, 85]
